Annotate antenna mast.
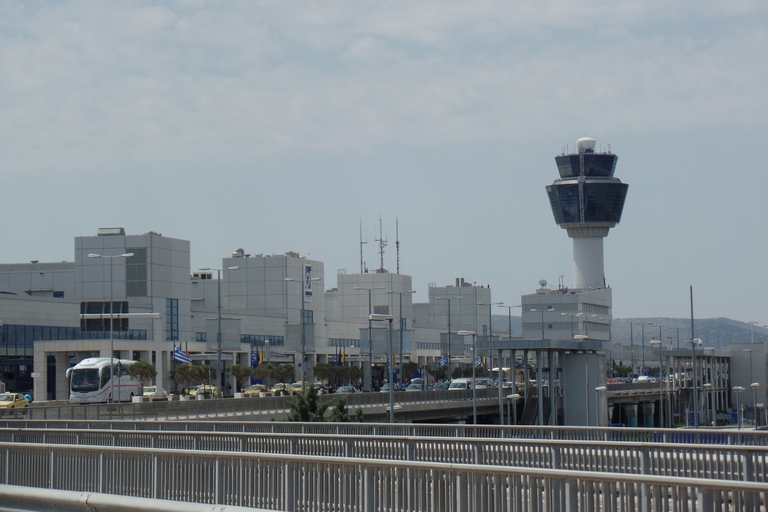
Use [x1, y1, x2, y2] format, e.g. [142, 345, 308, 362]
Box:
[375, 217, 387, 272]
[359, 220, 368, 273]
[396, 218, 400, 274]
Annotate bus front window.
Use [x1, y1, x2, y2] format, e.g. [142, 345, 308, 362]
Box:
[71, 369, 100, 392]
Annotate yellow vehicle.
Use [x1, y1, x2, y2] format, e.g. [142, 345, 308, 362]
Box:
[143, 386, 168, 398]
[188, 385, 218, 398]
[270, 383, 287, 393]
[290, 381, 309, 393]
[0, 393, 30, 410]
[245, 384, 267, 393]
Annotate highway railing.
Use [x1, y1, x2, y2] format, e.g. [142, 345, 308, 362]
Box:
[1, 441, 766, 512]
[2, 427, 766, 483]
[2, 416, 768, 445]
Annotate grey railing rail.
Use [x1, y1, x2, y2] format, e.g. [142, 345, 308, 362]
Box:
[0, 483, 273, 512]
[2, 442, 767, 512]
[2, 427, 766, 483]
[2, 418, 768, 445]
[7, 389, 497, 422]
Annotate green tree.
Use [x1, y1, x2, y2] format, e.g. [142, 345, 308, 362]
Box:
[193, 364, 216, 386]
[274, 363, 295, 385]
[173, 364, 196, 394]
[253, 363, 276, 386]
[402, 361, 420, 380]
[339, 365, 363, 386]
[312, 362, 334, 384]
[128, 360, 157, 394]
[326, 395, 364, 422]
[229, 364, 254, 392]
[286, 384, 331, 421]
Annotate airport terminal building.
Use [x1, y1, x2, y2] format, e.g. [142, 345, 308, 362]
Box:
[0, 228, 495, 400]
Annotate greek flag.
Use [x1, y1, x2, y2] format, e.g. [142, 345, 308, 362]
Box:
[173, 345, 191, 364]
[440, 355, 448, 367]
[250, 350, 258, 368]
[474, 357, 482, 367]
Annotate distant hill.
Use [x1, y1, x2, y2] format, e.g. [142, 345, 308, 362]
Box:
[491, 315, 767, 350]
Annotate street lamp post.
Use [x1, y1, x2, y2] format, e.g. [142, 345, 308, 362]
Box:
[689, 337, 702, 427]
[743, 349, 755, 423]
[436, 296, 462, 378]
[200, 266, 240, 393]
[733, 386, 745, 429]
[88, 252, 134, 408]
[458, 330, 477, 424]
[355, 285, 386, 392]
[507, 393, 521, 425]
[751, 382, 760, 428]
[286, 276, 321, 392]
[388, 290, 417, 387]
[702, 383, 712, 426]
[594, 386, 607, 426]
[370, 314, 395, 422]
[650, 339, 663, 427]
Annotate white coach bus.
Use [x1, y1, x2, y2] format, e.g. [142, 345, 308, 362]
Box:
[66, 357, 142, 403]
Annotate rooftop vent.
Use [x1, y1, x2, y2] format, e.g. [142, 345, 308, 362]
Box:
[97, 227, 125, 236]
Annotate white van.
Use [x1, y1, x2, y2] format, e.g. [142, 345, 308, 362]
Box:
[448, 378, 470, 390]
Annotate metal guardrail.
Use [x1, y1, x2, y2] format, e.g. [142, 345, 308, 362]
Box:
[2, 418, 767, 445]
[0, 483, 272, 512]
[1, 441, 766, 512]
[9, 389, 496, 422]
[2, 426, 767, 483]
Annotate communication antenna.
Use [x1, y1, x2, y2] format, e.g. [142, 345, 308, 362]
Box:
[375, 216, 387, 272]
[359, 220, 368, 274]
[396, 218, 401, 274]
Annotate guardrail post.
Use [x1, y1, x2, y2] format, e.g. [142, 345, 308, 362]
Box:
[284, 460, 295, 512]
[564, 477, 578, 512]
[456, 471, 468, 512]
[550, 443, 561, 470]
[743, 450, 755, 510]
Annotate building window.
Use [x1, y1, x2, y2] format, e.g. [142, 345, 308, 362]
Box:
[301, 310, 313, 325]
[166, 298, 179, 341]
[80, 301, 129, 332]
[126, 248, 147, 297]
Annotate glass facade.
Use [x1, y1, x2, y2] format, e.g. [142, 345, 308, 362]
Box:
[1, 323, 147, 393]
[126, 248, 147, 297]
[555, 153, 618, 178]
[241, 334, 285, 347]
[166, 298, 179, 341]
[546, 181, 628, 224]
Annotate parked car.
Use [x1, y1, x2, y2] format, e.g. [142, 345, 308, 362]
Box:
[142, 386, 168, 398]
[290, 381, 309, 393]
[335, 386, 356, 394]
[245, 384, 267, 394]
[271, 383, 288, 393]
[189, 385, 218, 398]
[0, 392, 30, 410]
[405, 383, 424, 392]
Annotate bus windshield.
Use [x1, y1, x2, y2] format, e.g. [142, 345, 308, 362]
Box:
[70, 369, 100, 393]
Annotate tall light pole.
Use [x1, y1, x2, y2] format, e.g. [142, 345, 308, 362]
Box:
[458, 330, 477, 424]
[436, 296, 462, 378]
[743, 349, 755, 423]
[370, 314, 394, 422]
[623, 321, 635, 376]
[286, 275, 321, 392]
[689, 337, 702, 427]
[733, 386, 745, 429]
[200, 266, 239, 393]
[751, 382, 760, 428]
[88, 252, 134, 407]
[594, 386, 607, 426]
[355, 285, 386, 391]
[650, 339, 663, 427]
[388, 290, 417, 387]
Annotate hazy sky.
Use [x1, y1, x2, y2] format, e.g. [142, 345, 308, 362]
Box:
[2, 1, 767, 324]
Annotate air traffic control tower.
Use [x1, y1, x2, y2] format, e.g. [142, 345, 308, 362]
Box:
[513, 137, 629, 426]
[546, 136, 628, 290]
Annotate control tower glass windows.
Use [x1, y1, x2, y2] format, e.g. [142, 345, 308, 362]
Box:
[547, 181, 628, 224]
[555, 154, 618, 178]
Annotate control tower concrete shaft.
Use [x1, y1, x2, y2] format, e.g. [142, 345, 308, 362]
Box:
[546, 137, 629, 290]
